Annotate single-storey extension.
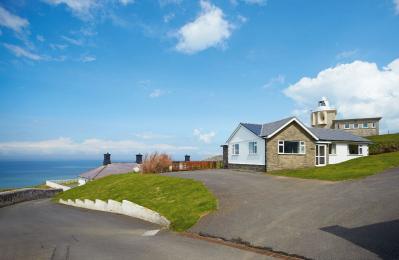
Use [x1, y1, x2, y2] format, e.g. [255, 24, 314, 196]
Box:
[222, 117, 371, 172]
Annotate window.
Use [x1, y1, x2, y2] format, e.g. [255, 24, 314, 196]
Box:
[249, 142, 257, 154]
[348, 144, 362, 155]
[278, 140, 305, 154]
[363, 122, 368, 128]
[344, 123, 350, 129]
[371, 122, 376, 128]
[232, 144, 239, 155]
[354, 123, 359, 129]
[329, 144, 336, 155]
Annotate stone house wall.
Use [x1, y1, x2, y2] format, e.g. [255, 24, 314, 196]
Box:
[266, 122, 317, 172]
[333, 120, 379, 137]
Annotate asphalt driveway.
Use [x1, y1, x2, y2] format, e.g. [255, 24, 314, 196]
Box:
[167, 168, 399, 260]
[0, 199, 270, 260]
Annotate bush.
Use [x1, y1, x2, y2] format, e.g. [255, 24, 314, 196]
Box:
[142, 152, 172, 173]
[368, 133, 399, 155]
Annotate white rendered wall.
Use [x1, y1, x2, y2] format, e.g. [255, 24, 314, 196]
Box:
[228, 125, 265, 165]
[329, 143, 369, 164]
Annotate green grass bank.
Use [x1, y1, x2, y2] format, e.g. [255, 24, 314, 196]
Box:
[54, 174, 217, 231]
[270, 151, 399, 181]
[368, 133, 399, 154]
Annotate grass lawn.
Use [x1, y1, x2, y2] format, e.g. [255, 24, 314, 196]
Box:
[54, 174, 217, 231]
[61, 180, 79, 187]
[270, 151, 399, 181]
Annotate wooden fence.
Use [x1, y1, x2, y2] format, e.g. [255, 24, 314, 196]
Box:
[170, 161, 223, 172]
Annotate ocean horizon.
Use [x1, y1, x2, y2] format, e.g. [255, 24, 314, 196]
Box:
[0, 160, 103, 189]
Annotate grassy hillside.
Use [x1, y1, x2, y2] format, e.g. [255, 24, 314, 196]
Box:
[270, 151, 399, 181]
[54, 174, 217, 231]
[368, 133, 399, 154]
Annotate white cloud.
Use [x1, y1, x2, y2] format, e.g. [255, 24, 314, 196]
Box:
[36, 35, 45, 42]
[175, 0, 233, 54]
[193, 129, 216, 143]
[394, 0, 399, 14]
[336, 49, 358, 60]
[263, 74, 285, 89]
[0, 6, 29, 33]
[284, 58, 399, 132]
[61, 35, 83, 46]
[3, 43, 43, 61]
[134, 132, 173, 140]
[163, 13, 175, 23]
[50, 43, 68, 50]
[119, 0, 134, 5]
[44, 0, 98, 19]
[0, 137, 197, 156]
[149, 89, 164, 98]
[80, 55, 96, 62]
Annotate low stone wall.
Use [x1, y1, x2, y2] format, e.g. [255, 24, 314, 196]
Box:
[59, 198, 170, 227]
[228, 163, 266, 172]
[45, 180, 71, 191]
[0, 188, 62, 208]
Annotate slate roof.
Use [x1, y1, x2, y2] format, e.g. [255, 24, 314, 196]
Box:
[240, 117, 371, 143]
[241, 117, 295, 137]
[80, 163, 138, 180]
[307, 127, 371, 142]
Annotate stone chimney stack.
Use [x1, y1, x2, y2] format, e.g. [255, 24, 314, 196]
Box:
[136, 153, 143, 164]
[103, 153, 111, 166]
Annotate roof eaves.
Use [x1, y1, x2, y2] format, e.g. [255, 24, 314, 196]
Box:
[266, 117, 319, 141]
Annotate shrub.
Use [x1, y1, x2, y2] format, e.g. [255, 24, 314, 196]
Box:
[142, 152, 172, 173]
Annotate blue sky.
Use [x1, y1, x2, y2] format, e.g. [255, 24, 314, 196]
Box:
[0, 0, 399, 160]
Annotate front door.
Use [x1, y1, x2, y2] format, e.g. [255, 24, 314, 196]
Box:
[316, 144, 327, 166]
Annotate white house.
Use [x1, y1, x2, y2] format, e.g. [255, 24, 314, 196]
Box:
[222, 116, 371, 172]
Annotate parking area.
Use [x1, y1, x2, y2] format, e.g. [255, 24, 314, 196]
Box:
[167, 168, 399, 259]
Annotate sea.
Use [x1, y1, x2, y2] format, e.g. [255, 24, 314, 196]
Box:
[0, 160, 102, 189]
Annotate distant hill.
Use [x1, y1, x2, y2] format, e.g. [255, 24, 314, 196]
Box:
[203, 155, 223, 161]
[368, 133, 399, 154]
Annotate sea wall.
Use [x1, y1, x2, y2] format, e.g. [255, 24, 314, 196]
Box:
[0, 188, 62, 208]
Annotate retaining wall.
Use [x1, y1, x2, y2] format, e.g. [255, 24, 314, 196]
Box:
[0, 188, 62, 208]
[59, 198, 170, 227]
[45, 181, 71, 191]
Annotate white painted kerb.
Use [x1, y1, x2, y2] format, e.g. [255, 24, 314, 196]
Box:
[59, 198, 170, 227]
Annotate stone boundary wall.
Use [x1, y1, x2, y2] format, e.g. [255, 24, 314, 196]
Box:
[0, 188, 62, 208]
[45, 180, 72, 191]
[59, 198, 170, 227]
[228, 163, 266, 172]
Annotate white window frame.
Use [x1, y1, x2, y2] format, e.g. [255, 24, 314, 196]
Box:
[329, 143, 337, 155]
[344, 123, 350, 129]
[371, 122, 376, 128]
[232, 143, 240, 155]
[348, 144, 362, 155]
[363, 122, 369, 128]
[278, 140, 306, 155]
[248, 141, 257, 155]
[354, 123, 359, 129]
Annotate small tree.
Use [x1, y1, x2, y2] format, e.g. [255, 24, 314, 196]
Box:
[142, 152, 172, 174]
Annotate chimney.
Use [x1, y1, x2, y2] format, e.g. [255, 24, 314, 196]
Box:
[103, 153, 111, 166]
[136, 153, 143, 164]
[185, 155, 190, 162]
